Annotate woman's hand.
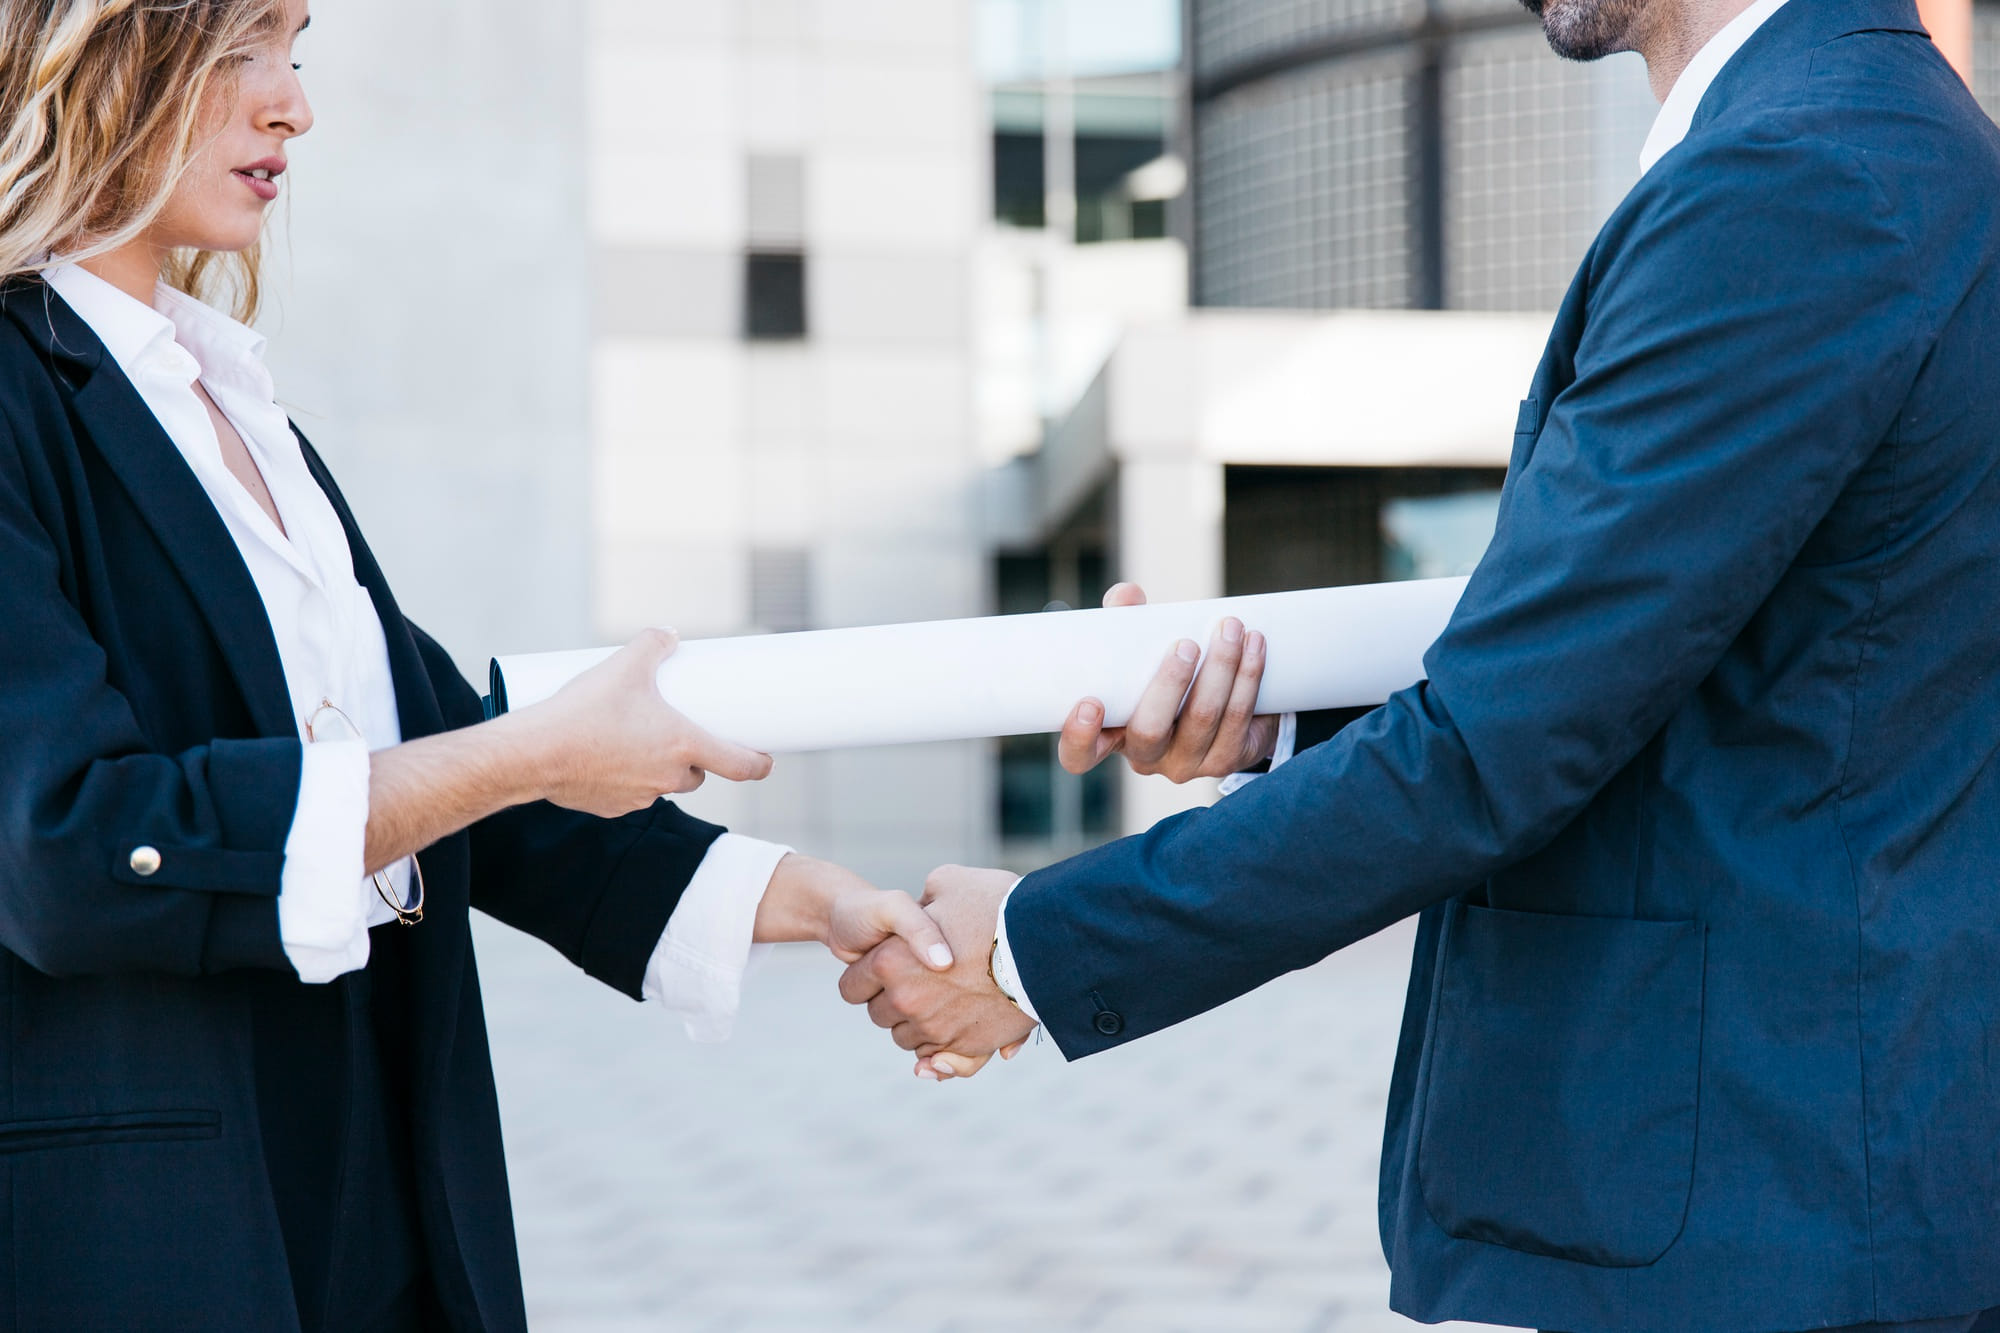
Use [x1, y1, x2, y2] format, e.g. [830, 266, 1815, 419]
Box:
[1057, 584, 1280, 782]
[753, 852, 956, 971]
[511, 629, 774, 817]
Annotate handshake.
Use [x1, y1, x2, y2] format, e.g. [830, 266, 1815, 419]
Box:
[764, 583, 1283, 1082]
[759, 855, 1037, 1081]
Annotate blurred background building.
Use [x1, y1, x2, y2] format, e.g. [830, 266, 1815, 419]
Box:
[266, 0, 2000, 891]
[255, 2, 1999, 1328]
[270, 0, 2000, 888]
[1979, 0, 2000, 117]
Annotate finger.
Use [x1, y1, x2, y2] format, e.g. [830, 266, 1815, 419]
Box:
[1121, 640, 1202, 766]
[1206, 629, 1268, 774]
[837, 960, 885, 1006]
[1163, 618, 1245, 770]
[927, 1050, 995, 1081]
[999, 1039, 1027, 1061]
[868, 992, 906, 1030]
[685, 729, 775, 784]
[870, 890, 955, 971]
[629, 626, 680, 669]
[1101, 582, 1147, 609]
[891, 1020, 929, 1053]
[1057, 698, 1115, 774]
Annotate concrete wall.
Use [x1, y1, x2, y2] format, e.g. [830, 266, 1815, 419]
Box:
[262, 0, 592, 678]
[583, 0, 995, 889]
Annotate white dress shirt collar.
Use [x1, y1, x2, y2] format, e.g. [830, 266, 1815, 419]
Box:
[42, 262, 184, 376]
[1639, 0, 1793, 174]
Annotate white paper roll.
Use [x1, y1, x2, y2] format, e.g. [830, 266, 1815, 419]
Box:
[489, 577, 1467, 753]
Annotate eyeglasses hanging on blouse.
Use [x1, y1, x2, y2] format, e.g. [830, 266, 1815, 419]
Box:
[303, 698, 424, 926]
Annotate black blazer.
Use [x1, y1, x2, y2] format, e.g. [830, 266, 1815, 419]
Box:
[0, 278, 724, 1330]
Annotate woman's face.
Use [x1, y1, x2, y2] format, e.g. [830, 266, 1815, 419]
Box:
[146, 0, 314, 255]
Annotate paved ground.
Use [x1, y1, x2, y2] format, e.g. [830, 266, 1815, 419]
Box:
[476, 912, 1511, 1333]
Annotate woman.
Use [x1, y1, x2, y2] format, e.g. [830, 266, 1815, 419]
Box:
[0, 2, 953, 1328]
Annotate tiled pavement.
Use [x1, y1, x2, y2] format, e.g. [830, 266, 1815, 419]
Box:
[476, 913, 1511, 1333]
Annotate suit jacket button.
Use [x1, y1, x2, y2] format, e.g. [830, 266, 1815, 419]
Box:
[1094, 1009, 1124, 1036]
[129, 846, 162, 876]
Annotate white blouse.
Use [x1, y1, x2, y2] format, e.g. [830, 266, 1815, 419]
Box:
[46, 263, 780, 1039]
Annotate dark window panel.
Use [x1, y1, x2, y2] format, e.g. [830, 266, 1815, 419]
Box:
[1222, 464, 1507, 595]
[999, 733, 1057, 839]
[996, 553, 1054, 616]
[745, 251, 807, 340]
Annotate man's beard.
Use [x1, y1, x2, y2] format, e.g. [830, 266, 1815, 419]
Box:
[1518, 0, 1646, 60]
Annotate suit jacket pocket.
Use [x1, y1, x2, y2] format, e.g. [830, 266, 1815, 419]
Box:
[1508, 396, 1542, 471]
[0, 1109, 220, 1154]
[1418, 901, 1704, 1267]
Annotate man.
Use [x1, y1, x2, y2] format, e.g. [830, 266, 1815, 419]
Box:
[840, 0, 2000, 1326]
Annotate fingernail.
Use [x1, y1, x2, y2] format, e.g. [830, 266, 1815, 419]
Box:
[916, 1066, 938, 1081]
[1247, 630, 1265, 655]
[1175, 639, 1200, 664]
[931, 1056, 957, 1076]
[1001, 1047, 1017, 1061]
[1080, 700, 1102, 724]
[928, 943, 954, 969]
[1221, 617, 1243, 644]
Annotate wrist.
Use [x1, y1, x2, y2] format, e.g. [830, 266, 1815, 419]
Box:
[482, 707, 571, 807]
[751, 853, 839, 945]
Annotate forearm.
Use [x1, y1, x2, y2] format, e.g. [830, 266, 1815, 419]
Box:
[1009, 683, 1506, 1056]
[363, 712, 551, 875]
[750, 852, 830, 944]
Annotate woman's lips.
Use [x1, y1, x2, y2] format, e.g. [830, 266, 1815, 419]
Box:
[232, 165, 282, 203]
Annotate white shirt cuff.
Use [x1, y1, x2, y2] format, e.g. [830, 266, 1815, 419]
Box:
[642, 833, 793, 1042]
[1217, 711, 1298, 797]
[989, 881, 1041, 1025]
[278, 740, 373, 984]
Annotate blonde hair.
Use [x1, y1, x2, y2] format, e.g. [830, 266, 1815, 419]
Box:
[0, 0, 288, 323]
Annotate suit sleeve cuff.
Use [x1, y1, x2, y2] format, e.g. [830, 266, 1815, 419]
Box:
[641, 834, 792, 1042]
[277, 740, 372, 984]
[990, 881, 1041, 1024]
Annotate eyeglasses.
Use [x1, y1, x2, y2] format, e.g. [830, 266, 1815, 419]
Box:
[304, 698, 424, 927]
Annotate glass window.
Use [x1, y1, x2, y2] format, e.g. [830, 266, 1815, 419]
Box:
[1224, 465, 1507, 593]
[993, 544, 1121, 849]
[1196, 52, 1419, 308]
[744, 252, 807, 340]
[1381, 490, 1503, 579]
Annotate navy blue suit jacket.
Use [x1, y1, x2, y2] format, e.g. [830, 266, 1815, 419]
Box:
[0, 280, 725, 1330]
[1007, 2, 2000, 1326]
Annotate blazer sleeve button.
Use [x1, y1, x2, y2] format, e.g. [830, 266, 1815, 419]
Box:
[1093, 1009, 1125, 1037]
[128, 846, 162, 877]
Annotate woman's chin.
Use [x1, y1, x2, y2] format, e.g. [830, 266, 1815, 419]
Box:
[187, 224, 264, 255]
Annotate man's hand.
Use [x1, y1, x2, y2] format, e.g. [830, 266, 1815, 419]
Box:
[838, 865, 1036, 1081]
[753, 853, 956, 971]
[1058, 584, 1279, 782]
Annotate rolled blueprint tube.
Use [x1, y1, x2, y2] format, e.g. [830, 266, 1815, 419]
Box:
[488, 577, 1468, 754]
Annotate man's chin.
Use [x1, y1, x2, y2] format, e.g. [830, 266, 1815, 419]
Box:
[1531, 0, 1633, 61]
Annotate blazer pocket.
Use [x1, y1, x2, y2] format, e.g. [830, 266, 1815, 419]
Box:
[1508, 395, 1542, 470]
[1418, 901, 1704, 1267]
[0, 1109, 220, 1155]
